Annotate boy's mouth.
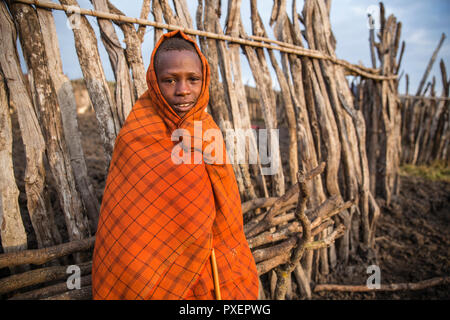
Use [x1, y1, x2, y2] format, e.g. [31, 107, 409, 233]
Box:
[172, 102, 195, 113]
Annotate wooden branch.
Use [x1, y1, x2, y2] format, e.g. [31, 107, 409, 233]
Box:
[252, 237, 297, 263]
[256, 253, 290, 275]
[247, 196, 351, 250]
[214, 0, 258, 201]
[36, 5, 100, 232]
[9, 275, 91, 300]
[0, 237, 95, 269]
[395, 41, 405, 74]
[43, 285, 92, 300]
[399, 95, 450, 102]
[58, 0, 119, 166]
[310, 199, 354, 229]
[248, 214, 335, 251]
[293, 263, 312, 299]
[287, 170, 312, 265]
[245, 182, 299, 237]
[172, 0, 193, 29]
[0, 1, 58, 251]
[304, 224, 345, 250]
[244, 192, 338, 234]
[91, 0, 135, 124]
[245, 162, 325, 238]
[440, 59, 449, 93]
[0, 52, 27, 254]
[10, 1, 91, 254]
[251, 219, 335, 263]
[151, 0, 163, 43]
[368, 13, 377, 68]
[242, 197, 278, 214]
[415, 33, 446, 97]
[158, 0, 181, 26]
[136, 0, 150, 42]
[107, 1, 147, 98]
[314, 277, 450, 293]
[274, 169, 312, 300]
[248, 222, 299, 249]
[0, 262, 92, 296]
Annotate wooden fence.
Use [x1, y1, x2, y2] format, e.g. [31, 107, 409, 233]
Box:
[400, 33, 449, 166]
[0, 0, 409, 300]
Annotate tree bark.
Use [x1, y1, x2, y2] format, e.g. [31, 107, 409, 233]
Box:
[415, 33, 446, 97]
[35, 6, 100, 232]
[106, 1, 147, 99]
[0, 2, 61, 252]
[9, 3, 91, 254]
[0, 236, 95, 269]
[240, 0, 285, 197]
[0, 261, 92, 296]
[211, 0, 258, 201]
[9, 275, 91, 300]
[376, 9, 402, 204]
[151, 0, 164, 44]
[197, 0, 247, 197]
[314, 277, 450, 293]
[263, 0, 299, 187]
[59, 0, 120, 166]
[137, 0, 151, 43]
[172, 0, 193, 29]
[43, 285, 92, 300]
[0, 64, 27, 256]
[91, 0, 135, 124]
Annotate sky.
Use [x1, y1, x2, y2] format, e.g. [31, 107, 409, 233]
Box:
[18, 0, 450, 95]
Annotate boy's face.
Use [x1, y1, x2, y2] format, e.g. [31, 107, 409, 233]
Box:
[155, 50, 203, 118]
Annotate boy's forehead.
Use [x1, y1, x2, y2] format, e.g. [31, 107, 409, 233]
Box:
[157, 49, 200, 59]
[155, 50, 202, 72]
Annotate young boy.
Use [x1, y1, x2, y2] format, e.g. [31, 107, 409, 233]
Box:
[92, 30, 259, 300]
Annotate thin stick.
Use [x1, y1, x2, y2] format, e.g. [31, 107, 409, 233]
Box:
[415, 33, 446, 96]
[314, 277, 450, 293]
[210, 248, 221, 300]
[399, 94, 450, 102]
[0, 262, 92, 295]
[0, 236, 95, 269]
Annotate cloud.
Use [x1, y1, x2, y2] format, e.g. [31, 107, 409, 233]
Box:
[408, 28, 435, 46]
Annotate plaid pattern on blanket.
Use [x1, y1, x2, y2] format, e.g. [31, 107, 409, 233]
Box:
[92, 30, 258, 300]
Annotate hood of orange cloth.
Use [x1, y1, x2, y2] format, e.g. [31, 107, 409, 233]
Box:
[92, 31, 258, 300]
[146, 30, 211, 131]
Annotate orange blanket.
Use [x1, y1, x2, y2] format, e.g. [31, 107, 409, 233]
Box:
[92, 30, 259, 300]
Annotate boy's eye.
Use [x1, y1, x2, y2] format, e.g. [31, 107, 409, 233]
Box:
[190, 77, 201, 82]
[163, 79, 175, 84]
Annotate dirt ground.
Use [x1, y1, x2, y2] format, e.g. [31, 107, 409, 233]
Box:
[312, 173, 450, 299]
[6, 92, 449, 300]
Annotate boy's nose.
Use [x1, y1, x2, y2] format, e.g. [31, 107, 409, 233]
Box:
[175, 81, 190, 96]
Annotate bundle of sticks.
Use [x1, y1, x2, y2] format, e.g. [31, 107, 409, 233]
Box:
[243, 162, 352, 299]
[0, 162, 350, 300]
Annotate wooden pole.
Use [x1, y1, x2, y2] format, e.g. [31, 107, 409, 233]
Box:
[0, 262, 92, 296]
[415, 33, 446, 97]
[91, 0, 135, 125]
[0, 58, 28, 258]
[9, 2, 91, 257]
[0, 1, 60, 253]
[35, 4, 100, 232]
[0, 237, 95, 269]
[314, 277, 450, 293]
[106, 1, 147, 99]
[59, 0, 120, 166]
